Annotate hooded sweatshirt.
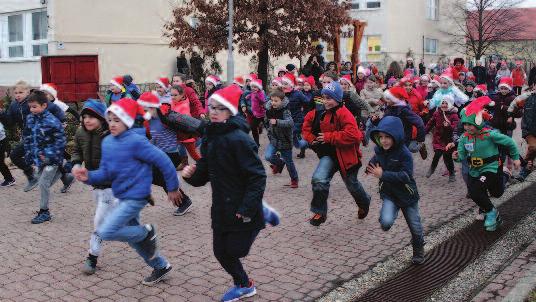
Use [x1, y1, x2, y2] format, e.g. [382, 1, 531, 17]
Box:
[369, 116, 419, 208]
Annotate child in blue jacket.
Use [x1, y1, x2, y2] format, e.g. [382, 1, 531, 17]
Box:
[367, 116, 425, 265]
[73, 98, 182, 286]
[24, 91, 66, 224]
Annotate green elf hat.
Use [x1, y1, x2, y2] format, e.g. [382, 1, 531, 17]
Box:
[460, 96, 494, 130]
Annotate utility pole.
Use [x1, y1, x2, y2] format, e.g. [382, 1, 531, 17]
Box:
[227, 0, 234, 83]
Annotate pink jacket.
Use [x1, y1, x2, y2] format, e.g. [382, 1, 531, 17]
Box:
[247, 90, 266, 118]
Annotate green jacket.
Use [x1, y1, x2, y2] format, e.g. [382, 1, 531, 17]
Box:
[72, 126, 109, 172]
[456, 128, 519, 177]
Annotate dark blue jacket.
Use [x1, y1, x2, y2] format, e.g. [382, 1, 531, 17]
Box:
[369, 116, 419, 207]
[184, 116, 266, 233]
[286, 90, 309, 126]
[522, 93, 536, 138]
[383, 104, 425, 144]
[86, 129, 179, 200]
[24, 109, 66, 167]
[1, 97, 65, 136]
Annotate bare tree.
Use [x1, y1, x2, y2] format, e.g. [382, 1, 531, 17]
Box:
[443, 0, 526, 60]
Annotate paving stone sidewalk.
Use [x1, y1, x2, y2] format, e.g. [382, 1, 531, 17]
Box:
[0, 133, 523, 302]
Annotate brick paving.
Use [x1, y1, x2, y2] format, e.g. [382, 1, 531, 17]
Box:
[0, 133, 520, 302]
[472, 241, 536, 302]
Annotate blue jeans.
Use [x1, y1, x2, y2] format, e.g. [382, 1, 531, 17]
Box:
[379, 198, 424, 247]
[310, 156, 370, 214]
[292, 123, 305, 150]
[264, 144, 299, 180]
[97, 199, 168, 269]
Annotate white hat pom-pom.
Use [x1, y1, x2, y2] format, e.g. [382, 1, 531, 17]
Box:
[143, 111, 152, 120]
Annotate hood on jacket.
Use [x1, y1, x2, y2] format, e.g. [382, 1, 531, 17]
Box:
[265, 96, 289, 110]
[81, 99, 108, 130]
[370, 116, 405, 149]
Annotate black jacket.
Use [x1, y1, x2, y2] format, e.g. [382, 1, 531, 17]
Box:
[522, 93, 536, 138]
[472, 66, 487, 85]
[184, 116, 266, 233]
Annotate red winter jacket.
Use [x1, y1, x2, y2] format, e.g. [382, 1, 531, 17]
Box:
[512, 68, 526, 87]
[302, 105, 363, 177]
[425, 109, 459, 151]
[452, 65, 469, 81]
[406, 89, 428, 117]
[180, 84, 203, 118]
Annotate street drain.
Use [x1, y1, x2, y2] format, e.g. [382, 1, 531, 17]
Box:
[354, 183, 536, 302]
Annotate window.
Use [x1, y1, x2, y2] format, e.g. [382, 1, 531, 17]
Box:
[351, 0, 381, 10]
[425, 38, 438, 54]
[1, 10, 48, 59]
[366, 36, 382, 61]
[351, 0, 360, 10]
[426, 0, 439, 20]
[366, 0, 381, 9]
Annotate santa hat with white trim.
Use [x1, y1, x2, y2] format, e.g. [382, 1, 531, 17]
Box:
[156, 77, 170, 90]
[110, 77, 125, 90]
[106, 98, 146, 128]
[250, 79, 263, 89]
[498, 77, 513, 91]
[440, 69, 454, 85]
[271, 77, 283, 87]
[474, 84, 488, 94]
[233, 76, 245, 87]
[383, 86, 409, 106]
[40, 83, 58, 99]
[245, 73, 258, 82]
[137, 92, 161, 108]
[281, 73, 296, 87]
[208, 85, 243, 116]
[297, 74, 306, 84]
[339, 75, 353, 87]
[205, 75, 221, 86]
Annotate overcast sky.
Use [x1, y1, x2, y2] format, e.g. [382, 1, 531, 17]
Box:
[518, 0, 536, 7]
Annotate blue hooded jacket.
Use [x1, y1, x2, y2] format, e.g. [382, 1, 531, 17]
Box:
[0, 97, 65, 136]
[369, 116, 419, 207]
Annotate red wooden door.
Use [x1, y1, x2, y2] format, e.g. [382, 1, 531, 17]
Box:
[41, 55, 99, 103]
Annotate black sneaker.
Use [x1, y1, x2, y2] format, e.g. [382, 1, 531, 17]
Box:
[23, 177, 39, 192]
[0, 179, 16, 187]
[60, 173, 75, 193]
[139, 224, 158, 260]
[173, 196, 192, 216]
[142, 264, 172, 285]
[309, 213, 327, 226]
[82, 254, 98, 275]
[358, 206, 369, 219]
[31, 210, 51, 224]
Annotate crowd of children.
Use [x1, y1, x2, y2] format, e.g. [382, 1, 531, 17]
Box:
[0, 56, 534, 301]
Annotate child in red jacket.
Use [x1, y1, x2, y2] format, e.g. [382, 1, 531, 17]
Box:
[302, 82, 371, 226]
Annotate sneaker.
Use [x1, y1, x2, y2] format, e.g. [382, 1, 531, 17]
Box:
[448, 173, 456, 183]
[31, 210, 51, 224]
[270, 164, 283, 175]
[262, 202, 280, 226]
[60, 173, 75, 193]
[141, 264, 173, 286]
[0, 179, 16, 187]
[297, 150, 305, 159]
[284, 179, 299, 188]
[221, 281, 257, 302]
[82, 254, 98, 275]
[358, 206, 369, 219]
[412, 245, 426, 265]
[309, 213, 327, 226]
[139, 224, 158, 260]
[173, 196, 192, 216]
[23, 177, 39, 192]
[419, 144, 428, 160]
[484, 208, 500, 231]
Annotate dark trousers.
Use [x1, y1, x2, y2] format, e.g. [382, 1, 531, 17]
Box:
[0, 139, 13, 181]
[249, 117, 263, 147]
[213, 229, 260, 287]
[468, 171, 506, 212]
[9, 142, 33, 178]
[152, 152, 190, 201]
[430, 149, 455, 174]
[514, 86, 523, 96]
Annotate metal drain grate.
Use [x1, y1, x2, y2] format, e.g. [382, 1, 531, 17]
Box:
[355, 183, 536, 302]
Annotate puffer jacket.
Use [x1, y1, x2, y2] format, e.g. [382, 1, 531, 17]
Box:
[286, 89, 308, 126]
[71, 126, 111, 188]
[425, 108, 459, 151]
[521, 93, 536, 138]
[184, 116, 266, 233]
[0, 97, 65, 136]
[265, 98, 293, 150]
[24, 109, 66, 167]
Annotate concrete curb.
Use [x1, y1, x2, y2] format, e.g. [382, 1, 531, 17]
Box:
[502, 263, 536, 302]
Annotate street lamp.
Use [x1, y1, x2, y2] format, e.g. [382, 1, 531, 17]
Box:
[227, 0, 234, 83]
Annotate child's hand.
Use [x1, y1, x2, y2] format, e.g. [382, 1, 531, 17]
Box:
[452, 151, 459, 160]
[445, 143, 455, 151]
[72, 166, 88, 182]
[270, 119, 277, 125]
[366, 163, 383, 178]
[513, 159, 521, 170]
[241, 106, 247, 113]
[507, 117, 513, 124]
[316, 133, 325, 142]
[181, 164, 196, 178]
[168, 190, 183, 207]
[200, 113, 206, 119]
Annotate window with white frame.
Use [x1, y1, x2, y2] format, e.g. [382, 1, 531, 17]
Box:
[351, 0, 360, 10]
[351, 0, 381, 10]
[0, 10, 48, 60]
[426, 0, 439, 20]
[366, 0, 381, 9]
[424, 38, 438, 54]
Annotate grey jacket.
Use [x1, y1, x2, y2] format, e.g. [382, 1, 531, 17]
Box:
[265, 97, 294, 150]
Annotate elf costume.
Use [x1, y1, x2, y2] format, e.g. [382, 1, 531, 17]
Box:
[456, 96, 519, 231]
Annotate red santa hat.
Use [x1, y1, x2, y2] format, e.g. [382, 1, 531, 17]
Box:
[250, 79, 263, 89]
[281, 73, 296, 87]
[110, 76, 125, 90]
[399, 76, 412, 86]
[271, 77, 283, 87]
[106, 98, 146, 128]
[208, 85, 243, 116]
[431, 75, 441, 86]
[498, 77, 513, 90]
[297, 74, 306, 84]
[474, 84, 488, 94]
[156, 77, 170, 90]
[276, 66, 287, 75]
[137, 91, 161, 109]
[339, 75, 353, 86]
[40, 83, 58, 99]
[205, 75, 221, 86]
[383, 86, 409, 106]
[440, 69, 454, 84]
[233, 76, 245, 87]
[403, 70, 413, 78]
[245, 73, 258, 82]
[305, 76, 316, 88]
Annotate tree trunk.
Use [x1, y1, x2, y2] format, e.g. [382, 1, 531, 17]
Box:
[257, 41, 270, 91]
